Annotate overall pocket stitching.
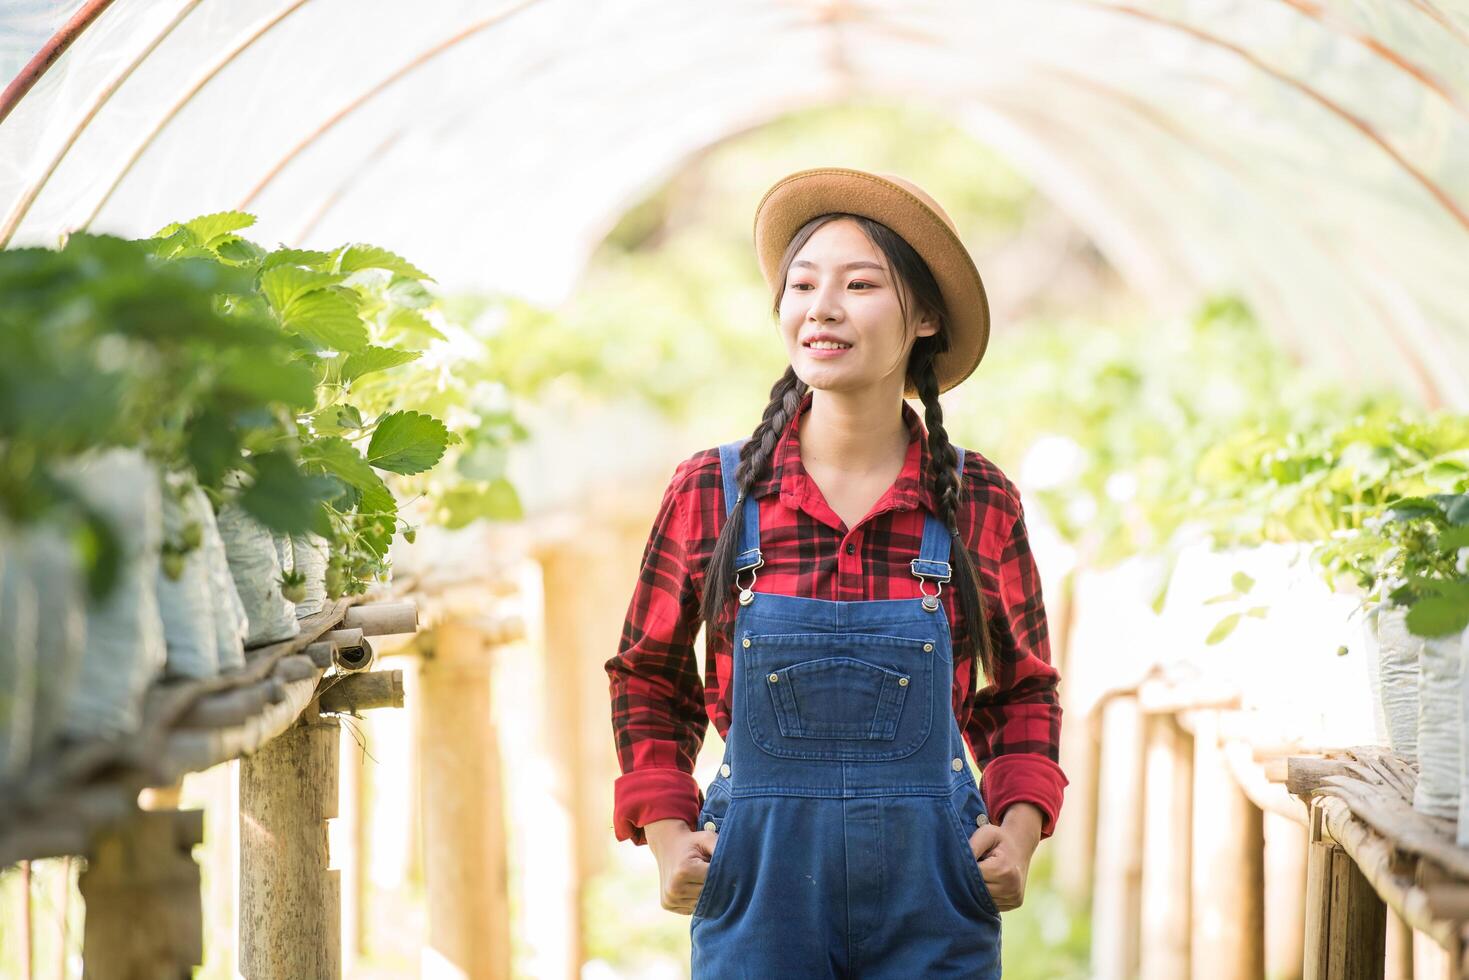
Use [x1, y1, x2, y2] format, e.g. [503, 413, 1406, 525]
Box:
[767, 656, 910, 740]
[744, 635, 935, 761]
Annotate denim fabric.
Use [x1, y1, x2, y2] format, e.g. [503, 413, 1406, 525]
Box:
[690, 440, 1002, 979]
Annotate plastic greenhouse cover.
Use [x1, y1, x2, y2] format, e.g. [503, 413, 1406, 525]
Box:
[1, 0, 1466, 407]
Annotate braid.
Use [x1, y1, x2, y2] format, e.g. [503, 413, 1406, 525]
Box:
[701, 367, 809, 630]
[912, 349, 996, 686]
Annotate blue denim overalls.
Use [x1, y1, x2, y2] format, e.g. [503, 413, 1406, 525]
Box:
[690, 439, 1002, 978]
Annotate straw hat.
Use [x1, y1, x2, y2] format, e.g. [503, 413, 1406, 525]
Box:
[752, 167, 990, 396]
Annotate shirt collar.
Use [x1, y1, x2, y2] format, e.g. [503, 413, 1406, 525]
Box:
[749, 389, 941, 517]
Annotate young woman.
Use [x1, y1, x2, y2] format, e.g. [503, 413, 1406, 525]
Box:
[606, 167, 1067, 977]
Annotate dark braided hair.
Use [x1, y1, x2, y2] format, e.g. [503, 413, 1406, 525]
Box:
[701, 213, 996, 686]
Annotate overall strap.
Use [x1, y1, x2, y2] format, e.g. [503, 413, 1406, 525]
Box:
[912, 445, 966, 582]
[717, 439, 764, 573]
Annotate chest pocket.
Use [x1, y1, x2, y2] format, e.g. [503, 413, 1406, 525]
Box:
[742, 631, 936, 761]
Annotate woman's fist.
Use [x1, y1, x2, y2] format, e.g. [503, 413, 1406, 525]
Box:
[645, 818, 720, 914]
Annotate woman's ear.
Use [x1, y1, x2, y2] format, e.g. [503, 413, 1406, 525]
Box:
[915, 309, 940, 338]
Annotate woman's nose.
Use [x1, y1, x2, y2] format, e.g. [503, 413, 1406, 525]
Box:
[807, 284, 844, 322]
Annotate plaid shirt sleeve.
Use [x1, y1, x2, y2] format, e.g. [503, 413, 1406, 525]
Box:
[962, 487, 1069, 840]
[605, 455, 710, 846]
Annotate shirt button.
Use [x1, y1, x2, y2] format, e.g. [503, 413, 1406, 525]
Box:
[976, 813, 989, 827]
[720, 764, 731, 777]
[704, 821, 716, 832]
[845, 542, 855, 554]
[898, 677, 909, 687]
[768, 673, 780, 683]
[952, 757, 964, 771]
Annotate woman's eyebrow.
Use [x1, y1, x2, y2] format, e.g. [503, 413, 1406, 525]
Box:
[790, 259, 887, 272]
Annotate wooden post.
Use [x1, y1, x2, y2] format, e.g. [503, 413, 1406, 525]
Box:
[1190, 710, 1264, 980]
[1055, 698, 1103, 909]
[339, 724, 364, 974]
[1303, 796, 1388, 980]
[239, 711, 341, 980]
[417, 618, 511, 979]
[1091, 694, 1146, 980]
[1327, 846, 1386, 977]
[1265, 810, 1308, 980]
[1140, 712, 1193, 980]
[1384, 909, 1413, 980]
[78, 808, 204, 977]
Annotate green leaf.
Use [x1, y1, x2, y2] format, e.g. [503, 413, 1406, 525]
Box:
[340, 345, 420, 382]
[366, 410, 449, 475]
[1446, 495, 1469, 527]
[281, 289, 369, 351]
[301, 436, 379, 491]
[1405, 598, 1469, 638]
[1230, 571, 1255, 593]
[381, 307, 446, 348]
[239, 451, 337, 536]
[339, 244, 433, 281]
[455, 441, 509, 481]
[185, 409, 242, 488]
[182, 211, 256, 244]
[261, 248, 338, 273]
[1244, 606, 1269, 619]
[259, 265, 345, 313]
[434, 478, 522, 529]
[1202, 591, 1241, 606]
[386, 275, 432, 309]
[1439, 526, 1469, 550]
[1385, 497, 1442, 521]
[214, 237, 266, 265]
[312, 403, 363, 436]
[358, 476, 397, 516]
[1205, 613, 1242, 645]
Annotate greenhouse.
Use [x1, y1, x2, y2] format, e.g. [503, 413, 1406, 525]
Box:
[0, 0, 1467, 978]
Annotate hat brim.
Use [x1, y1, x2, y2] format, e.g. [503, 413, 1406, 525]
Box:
[753, 167, 990, 397]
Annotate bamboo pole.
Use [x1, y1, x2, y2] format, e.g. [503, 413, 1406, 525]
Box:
[78, 808, 204, 977]
[1091, 694, 1146, 980]
[1190, 710, 1265, 980]
[1140, 713, 1192, 980]
[1264, 810, 1308, 980]
[239, 712, 342, 980]
[417, 618, 511, 979]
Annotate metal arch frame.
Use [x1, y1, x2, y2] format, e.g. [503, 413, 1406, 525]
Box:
[1270, 0, 1468, 119]
[0, 0, 116, 125]
[0, 0, 207, 246]
[235, 0, 547, 211]
[266, 5, 822, 247]
[979, 88, 1319, 377]
[1038, 65, 1449, 407]
[74, 0, 318, 232]
[1404, 0, 1469, 49]
[1065, 0, 1469, 235]
[244, 0, 798, 218]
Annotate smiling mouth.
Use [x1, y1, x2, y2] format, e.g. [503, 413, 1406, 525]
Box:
[804, 340, 853, 350]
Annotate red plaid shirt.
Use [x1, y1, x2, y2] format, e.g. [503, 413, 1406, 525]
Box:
[607, 390, 1067, 845]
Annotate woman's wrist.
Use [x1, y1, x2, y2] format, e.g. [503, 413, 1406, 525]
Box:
[998, 802, 1045, 851]
[643, 817, 693, 848]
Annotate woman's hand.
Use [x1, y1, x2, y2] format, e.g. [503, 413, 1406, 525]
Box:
[645, 817, 719, 915]
[967, 802, 1044, 911]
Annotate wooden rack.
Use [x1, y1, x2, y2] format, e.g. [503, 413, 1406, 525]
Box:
[0, 595, 418, 979]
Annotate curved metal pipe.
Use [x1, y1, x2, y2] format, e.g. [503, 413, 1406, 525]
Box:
[0, 0, 116, 125]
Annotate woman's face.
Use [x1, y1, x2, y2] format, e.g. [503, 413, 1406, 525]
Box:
[777, 217, 937, 395]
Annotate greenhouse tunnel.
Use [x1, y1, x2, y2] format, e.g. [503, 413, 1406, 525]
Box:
[4, 1, 1469, 979]
[1, 0, 1466, 408]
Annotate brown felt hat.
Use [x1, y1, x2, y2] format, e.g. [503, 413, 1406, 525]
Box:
[753, 167, 991, 397]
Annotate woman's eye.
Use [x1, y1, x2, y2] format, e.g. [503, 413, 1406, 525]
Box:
[849, 281, 873, 289]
